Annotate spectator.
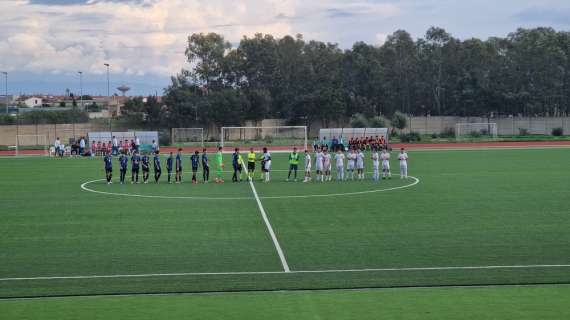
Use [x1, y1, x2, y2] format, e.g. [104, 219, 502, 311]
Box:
[58, 142, 65, 157]
[79, 137, 85, 156]
[331, 136, 339, 151]
[121, 139, 129, 154]
[112, 136, 119, 156]
[54, 137, 61, 157]
[134, 136, 140, 152]
[152, 140, 159, 154]
[91, 140, 96, 157]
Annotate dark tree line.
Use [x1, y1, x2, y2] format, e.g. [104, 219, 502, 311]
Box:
[126, 27, 570, 129]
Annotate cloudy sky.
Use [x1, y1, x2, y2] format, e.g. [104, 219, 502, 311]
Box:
[1, 0, 569, 96]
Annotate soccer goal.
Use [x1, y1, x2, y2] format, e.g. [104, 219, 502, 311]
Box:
[16, 135, 49, 156]
[171, 128, 204, 147]
[456, 123, 498, 141]
[220, 126, 308, 150]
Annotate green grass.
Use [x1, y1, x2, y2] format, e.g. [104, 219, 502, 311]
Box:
[2, 286, 569, 320]
[1, 148, 570, 300]
[389, 134, 570, 144]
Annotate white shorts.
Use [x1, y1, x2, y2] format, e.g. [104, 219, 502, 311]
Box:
[373, 162, 380, 170]
[264, 160, 271, 171]
[356, 162, 364, 170]
[316, 163, 323, 172]
[382, 162, 390, 170]
[305, 164, 312, 171]
[336, 165, 344, 172]
[324, 163, 331, 171]
[347, 162, 355, 170]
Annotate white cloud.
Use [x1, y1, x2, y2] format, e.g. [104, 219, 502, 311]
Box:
[0, 0, 301, 77]
[375, 33, 388, 45]
[0, 0, 408, 80]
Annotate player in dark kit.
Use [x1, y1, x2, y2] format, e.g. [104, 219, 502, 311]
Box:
[166, 152, 174, 184]
[153, 151, 162, 183]
[131, 152, 141, 184]
[201, 148, 210, 183]
[142, 153, 150, 184]
[104, 153, 113, 184]
[175, 149, 183, 183]
[119, 152, 128, 184]
[191, 150, 200, 184]
[232, 148, 241, 183]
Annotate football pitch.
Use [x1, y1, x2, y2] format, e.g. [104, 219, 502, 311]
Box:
[1, 147, 570, 302]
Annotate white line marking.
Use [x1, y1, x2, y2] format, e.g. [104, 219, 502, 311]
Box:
[1, 264, 569, 281]
[5, 283, 570, 301]
[247, 173, 291, 272]
[80, 175, 420, 201]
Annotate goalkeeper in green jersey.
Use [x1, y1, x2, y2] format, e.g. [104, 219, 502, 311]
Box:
[215, 146, 225, 183]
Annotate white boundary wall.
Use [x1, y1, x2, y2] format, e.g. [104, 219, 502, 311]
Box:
[221, 126, 307, 149]
[408, 117, 570, 136]
[88, 131, 158, 145]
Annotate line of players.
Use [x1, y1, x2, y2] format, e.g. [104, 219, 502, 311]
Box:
[300, 146, 408, 183]
[103, 146, 409, 185]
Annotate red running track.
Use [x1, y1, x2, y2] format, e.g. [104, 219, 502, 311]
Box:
[2, 141, 570, 156]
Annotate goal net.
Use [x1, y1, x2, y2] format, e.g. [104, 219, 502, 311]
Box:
[16, 135, 48, 156]
[171, 128, 204, 147]
[456, 123, 498, 141]
[221, 126, 307, 150]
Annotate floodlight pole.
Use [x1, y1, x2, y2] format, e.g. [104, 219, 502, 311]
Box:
[104, 63, 111, 130]
[104, 63, 110, 98]
[78, 71, 83, 110]
[1, 72, 7, 114]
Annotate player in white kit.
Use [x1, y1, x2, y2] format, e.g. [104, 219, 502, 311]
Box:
[304, 150, 312, 182]
[381, 148, 391, 179]
[346, 149, 356, 180]
[335, 150, 345, 181]
[323, 149, 332, 182]
[398, 148, 409, 179]
[356, 149, 365, 180]
[371, 148, 380, 181]
[262, 147, 272, 182]
[315, 148, 324, 182]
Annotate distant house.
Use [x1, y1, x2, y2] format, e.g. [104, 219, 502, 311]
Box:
[22, 97, 43, 108]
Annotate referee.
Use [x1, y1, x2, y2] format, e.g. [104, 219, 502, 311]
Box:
[247, 148, 256, 181]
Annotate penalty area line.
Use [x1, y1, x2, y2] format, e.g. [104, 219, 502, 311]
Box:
[1, 264, 569, 281]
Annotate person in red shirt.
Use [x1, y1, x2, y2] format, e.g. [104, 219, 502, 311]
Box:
[107, 141, 112, 155]
[91, 141, 97, 157]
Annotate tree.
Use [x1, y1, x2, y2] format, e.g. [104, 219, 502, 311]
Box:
[160, 27, 570, 131]
[391, 111, 408, 133]
[185, 33, 232, 90]
[369, 116, 387, 128]
[380, 30, 418, 115]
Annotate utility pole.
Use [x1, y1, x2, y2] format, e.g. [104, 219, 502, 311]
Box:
[104, 63, 111, 130]
[78, 71, 83, 110]
[104, 63, 110, 98]
[1, 72, 7, 114]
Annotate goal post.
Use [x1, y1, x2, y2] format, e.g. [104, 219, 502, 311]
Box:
[220, 126, 308, 150]
[16, 135, 49, 156]
[456, 123, 498, 141]
[171, 128, 204, 147]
